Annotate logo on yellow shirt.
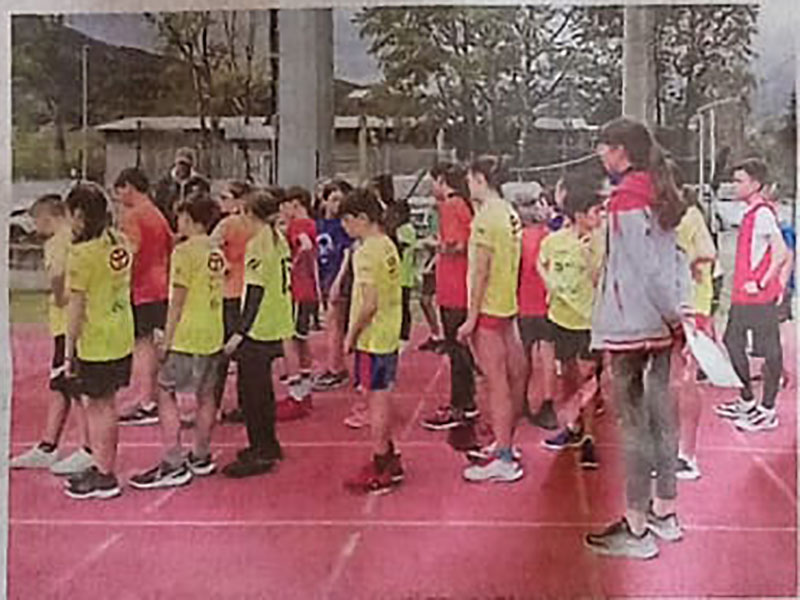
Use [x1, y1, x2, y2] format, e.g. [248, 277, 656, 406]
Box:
[209, 251, 225, 273]
[109, 247, 131, 272]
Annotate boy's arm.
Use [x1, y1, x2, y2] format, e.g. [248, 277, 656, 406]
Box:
[160, 285, 187, 359]
[51, 273, 67, 308]
[457, 244, 491, 342]
[344, 282, 378, 354]
[65, 290, 86, 364]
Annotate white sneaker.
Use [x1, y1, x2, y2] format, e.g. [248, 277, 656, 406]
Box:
[675, 455, 701, 481]
[463, 457, 524, 483]
[10, 445, 58, 469]
[714, 396, 755, 419]
[734, 405, 779, 432]
[50, 448, 94, 476]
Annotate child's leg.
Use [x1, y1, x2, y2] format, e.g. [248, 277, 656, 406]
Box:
[42, 391, 71, 447]
[83, 394, 118, 474]
[678, 349, 701, 460]
[560, 358, 600, 430]
[158, 384, 182, 464]
[505, 323, 528, 424]
[193, 383, 217, 461]
[473, 326, 513, 449]
[369, 389, 393, 456]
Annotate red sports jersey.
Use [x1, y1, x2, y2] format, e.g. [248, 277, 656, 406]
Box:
[517, 224, 549, 317]
[120, 200, 173, 306]
[287, 217, 319, 302]
[435, 195, 472, 309]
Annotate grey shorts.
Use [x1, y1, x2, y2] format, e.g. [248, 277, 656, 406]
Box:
[158, 351, 221, 395]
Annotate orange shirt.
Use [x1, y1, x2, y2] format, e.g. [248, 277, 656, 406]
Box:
[211, 213, 257, 299]
[120, 200, 173, 305]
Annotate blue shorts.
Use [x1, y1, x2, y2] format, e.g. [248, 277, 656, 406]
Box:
[353, 351, 398, 392]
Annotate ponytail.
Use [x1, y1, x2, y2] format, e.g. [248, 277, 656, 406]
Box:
[599, 117, 686, 230]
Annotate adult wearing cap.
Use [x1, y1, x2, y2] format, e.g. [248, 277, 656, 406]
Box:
[154, 147, 210, 231]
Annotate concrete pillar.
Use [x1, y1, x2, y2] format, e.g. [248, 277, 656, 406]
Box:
[277, 9, 334, 189]
[622, 6, 657, 126]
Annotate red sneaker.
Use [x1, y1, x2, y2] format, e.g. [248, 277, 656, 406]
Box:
[276, 396, 311, 422]
[344, 460, 397, 495]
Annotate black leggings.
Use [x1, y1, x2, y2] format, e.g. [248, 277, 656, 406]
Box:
[400, 287, 412, 342]
[214, 299, 243, 408]
[440, 307, 476, 412]
[236, 337, 283, 457]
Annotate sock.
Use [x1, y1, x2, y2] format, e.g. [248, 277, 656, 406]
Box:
[37, 441, 56, 453]
[496, 447, 514, 462]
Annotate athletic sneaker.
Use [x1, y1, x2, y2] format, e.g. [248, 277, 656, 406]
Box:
[387, 452, 404, 484]
[463, 456, 524, 483]
[313, 370, 349, 391]
[528, 400, 559, 431]
[675, 455, 701, 481]
[734, 405, 779, 432]
[714, 396, 755, 420]
[276, 397, 312, 422]
[223, 454, 278, 478]
[421, 406, 466, 431]
[344, 461, 398, 495]
[466, 441, 522, 462]
[221, 408, 244, 424]
[579, 438, 599, 470]
[129, 462, 193, 490]
[645, 508, 683, 542]
[447, 422, 479, 452]
[119, 404, 159, 426]
[463, 406, 480, 420]
[542, 426, 588, 451]
[187, 453, 217, 476]
[64, 466, 121, 500]
[344, 404, 369, 429]
[418, 337, 443, 352]
[50, 448, 94, 476]
[10, 445, 58, 469]
[584, 518, 659, 560]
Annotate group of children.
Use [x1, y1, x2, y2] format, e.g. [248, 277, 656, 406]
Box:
[10, 116, 794, 561]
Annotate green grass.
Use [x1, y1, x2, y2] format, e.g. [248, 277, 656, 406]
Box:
[10, 290, 48, 325]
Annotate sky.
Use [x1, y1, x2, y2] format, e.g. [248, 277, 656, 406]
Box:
[64, 5, 794, 117]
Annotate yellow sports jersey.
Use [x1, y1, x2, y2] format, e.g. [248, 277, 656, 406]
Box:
[169, 234, 225, 355]
[676, 205, 714, 316]
[67, 229, 135, 362]
[539, 228, 596, 331]
[44, 225, 71, 336]
[468, 199, 522, 317]
[244, 225, 294, 342]
[350, 234, 402, 354]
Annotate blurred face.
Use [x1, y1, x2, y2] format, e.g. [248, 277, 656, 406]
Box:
[176, 211, 192, 236]
[279, 200, 293, 221]
[69, 207, 85, 241]
[326, 191, 344, 218]
[596, 143, 628, 174]
[174, 160, 192, 180]
[467, 170, 488, 202]
[113, 183, 135, 208]
[219, 186, 238, 214]
[432, 175, 446, 201]
[31, 207, 54, 237]
[733, 169, 761, 201]
[585, 204, 604, 230]
[341, 213, 367, 239]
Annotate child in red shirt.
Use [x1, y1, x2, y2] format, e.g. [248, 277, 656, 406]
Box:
[277, 186, 319, 421]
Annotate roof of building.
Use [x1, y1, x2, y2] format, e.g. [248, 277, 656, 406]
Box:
[96, 115, 423, 139]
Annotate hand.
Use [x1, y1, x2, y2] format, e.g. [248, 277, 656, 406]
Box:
[744, 280, 759, 295]
[155, 339, 169, 363]
[457, 316, 477, 344]
[343, 332, 355, 355]
[224, 333, 244, 357]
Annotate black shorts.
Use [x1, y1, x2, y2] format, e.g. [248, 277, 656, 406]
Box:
[50, 335, 68, 393]
[133, 300, 168, 339]
[552, 323, 598, 362]
[294, 301, 318, 340]
[518, 316, 555, 350]
[421, 272, 436, 296]
[74, 355, 133, 399]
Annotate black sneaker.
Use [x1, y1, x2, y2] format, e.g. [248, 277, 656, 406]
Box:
[528, 400, 559, 431]
[542, 426, 587, 451]
[418, 337, 443, 352]
[579, 438, 599, 470]
[463, 406, 480, 420]
[64, 466, 121, 500]
[421, 406, 464, 431]
[235, 446, 284, 463]
[313, 370, 349, 391]
[119, 404, 159, 426]
[187, 453, 217, 476]
[221, 408, 245, 424]
[585, 518, 659, 559]
[222, 455, 278, 478]
[129, 462, 193, 490]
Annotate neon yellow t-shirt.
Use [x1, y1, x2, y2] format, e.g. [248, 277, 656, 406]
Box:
[44, 225, 71, 337]
[539, 227, 596, 331]
[676, 205, 714, 316]
[468, 199, 522, 318]
[396, 223, 417, 288]
[169, 234, 225, 355]
[244, 225, 294, 342]
[350, 234, 402, 354]
[67, 229, 135, 362]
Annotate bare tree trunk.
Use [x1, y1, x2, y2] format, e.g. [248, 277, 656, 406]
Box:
[53, 101, 68, 177]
